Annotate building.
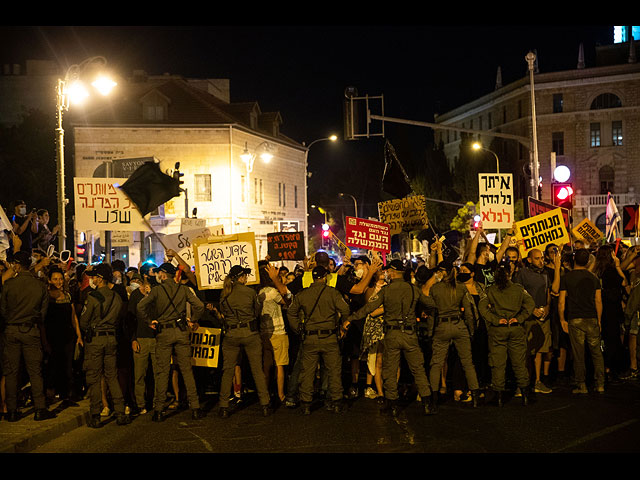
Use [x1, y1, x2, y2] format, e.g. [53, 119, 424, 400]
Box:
[434, 36, 640, 235]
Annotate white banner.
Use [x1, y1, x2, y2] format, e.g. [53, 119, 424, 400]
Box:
[0, 205, 13, 231]
[161, 225, 225, 267]
[74, 177, 150, 232]
[181, 217, 207, 232]
[478, 173, 514, 229]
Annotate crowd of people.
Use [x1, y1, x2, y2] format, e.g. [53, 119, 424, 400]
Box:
[1, 198, 640, 425]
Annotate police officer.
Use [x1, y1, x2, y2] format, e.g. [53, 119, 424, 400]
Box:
[424, 262, 481, 412]
[80, 263, 129, 427]
[478, 261, 535, 407]
[347, 260, 436, 416]
[1, 251, 56, 422]
[137, 262, 204, 421]
[217, 265, 271, 418]
[287, 266, 351, 415]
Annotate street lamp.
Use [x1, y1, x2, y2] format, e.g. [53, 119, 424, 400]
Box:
[471, 142, 500, 174]
[339, 192, 358, 217]
[240, 141, 274, 173]
[526, 51, 540, 200]
[56, 56, 116, 252]
[310, 204, 328, 224]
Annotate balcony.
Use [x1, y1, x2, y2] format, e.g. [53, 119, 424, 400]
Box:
[573, 190, 638, 232]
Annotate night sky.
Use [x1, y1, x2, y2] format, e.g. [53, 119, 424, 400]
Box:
[0, 24, 615, 223]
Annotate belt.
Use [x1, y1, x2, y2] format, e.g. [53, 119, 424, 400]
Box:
[386, 324, 416, 332]
[439, 315, 461, 323]
[160, 322, 177, 328]
[227, 320, 257, 330]
[306, 328, 337, 335]
[95, 330, 116, 336]
[8, 322, 39, 328]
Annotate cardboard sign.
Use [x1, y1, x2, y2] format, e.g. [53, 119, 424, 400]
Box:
[0, 205, 13, 232]
[528, 197, 570, 229]
[267, 231, 305, 261]
[378, 195, 428, 236]
[162, 225, 225, 267]
[572, 218, 604, 244]
[189, 326, 221, 368]
[193, 232, 259, 290]
[514, 208, 571, 257]
[74, 177, 150, 232]
[478, 173, 514, 229]
[345, 216, 391, 253]
[181, 217, 206, 232]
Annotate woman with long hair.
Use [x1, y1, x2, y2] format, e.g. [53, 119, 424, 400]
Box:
[426, 262, 481, 412]
[217, 266, 271, 418]
[479, 262, 535, 407]
[590, 245, 628, 381]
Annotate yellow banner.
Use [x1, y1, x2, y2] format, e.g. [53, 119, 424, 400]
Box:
[514, 208, 570, 257]
[189, 326, 221, 368]
[572, 218, 604, 244]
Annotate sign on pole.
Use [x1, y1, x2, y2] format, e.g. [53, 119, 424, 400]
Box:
[189, 326, 221, 368]
[572, 218, 604, 245]
[528, 197, 570, 229]
[180, 217, 206, 232]
[108, 231, 133, 247]
[267, 231, 305, 261]
[74, 177, 150, 232]
[193, 232, 259, 290]
[478, 173, 514, 229]
[345, 216, 391, 253]
[514, 208, 570, 258]
[377, 195, 428, 236]
[161, 225, 225, 268]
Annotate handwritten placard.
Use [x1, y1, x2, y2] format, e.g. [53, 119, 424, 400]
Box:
[161, 225, 225, 267]
[378, 195, 428, 236]
[189, 326, 221, 367]
[572, 218, 604, 244]
[193, 232, 259, 290]
[515, 208, 570, 257]
[181, 217, 206, 232]
[345, 216, 391, 253]
[74, 177, 149, 232]
[267, 231, 305, 261]
[478, 173, 514, 229]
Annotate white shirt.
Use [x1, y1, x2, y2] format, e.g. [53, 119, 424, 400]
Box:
[259, 286, 285, 336]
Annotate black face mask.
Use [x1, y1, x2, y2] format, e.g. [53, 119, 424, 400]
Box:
[457, 273, 472, 283]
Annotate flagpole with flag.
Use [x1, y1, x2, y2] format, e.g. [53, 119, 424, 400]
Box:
[605, 191, 621, 243]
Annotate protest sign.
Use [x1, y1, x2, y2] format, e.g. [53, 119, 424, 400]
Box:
[74, 177, 149, 232]
[528, 197, 570, 229]
[193, 232, 259, 290]
[514, 208, 570, 257]
[378, 195, 428, 236]
[572, 218, 604, 244]
[345, 216, 391, 253]
[189, 326, 221, 368]
[0, 205, 12, 232]
[478, 173, 514, 229]
[161, 225, 225, 267]
[267, 231, 305, 261]
[623, 205, 640, 237]
[181, 217, 206, 231]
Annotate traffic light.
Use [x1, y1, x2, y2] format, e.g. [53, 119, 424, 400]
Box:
[552, 182, 574, 210]
[173, 162, 184, 191]
[321, 223, 330, 248]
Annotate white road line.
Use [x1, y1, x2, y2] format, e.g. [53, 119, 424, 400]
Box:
[552, 419, 638, 453]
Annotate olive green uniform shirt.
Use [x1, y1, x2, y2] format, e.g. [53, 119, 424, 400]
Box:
[1, 271, 48, 325]
[478, 281, 535, 327]
[287, 281, 351, 334]
[79, 286, 123, 332]
[137, 279, 204, 327]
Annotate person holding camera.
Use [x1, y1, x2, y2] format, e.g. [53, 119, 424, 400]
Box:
[80, 263, 130, 428]
[136, 262, 204, 421]
[10, 201, 38, 254]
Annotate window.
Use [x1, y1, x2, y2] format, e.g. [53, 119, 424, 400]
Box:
[552, 132, 564, 156]
[553, 94, 563, 113]
[278, 183, 282, 206]
[294, 185, 298, 208]
[283, 184, 286, 207]
[590, 93, 622, 110]
[590, 123, 601, 147]
[241, 175, 246, 203]
[612, 121, 623, 146]
[502, 106, 507, 124]
[144, 105, 164, 121]
[599, 165, 614, 194]
[488, 112, 492, 129]
[194, 174, 211, 202]
[517, 100, 522, 118]
[478, 116, 482, 130]
[260, 179, 263, 204]
[254, 178, 258, 204]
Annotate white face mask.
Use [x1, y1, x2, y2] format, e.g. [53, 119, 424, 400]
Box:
[129, 282, 140, 291]
[354, 268, 364, 279]
[19, 207, 27, 216]
[487, 251, 495, 262]
[89, 279, 97, 289]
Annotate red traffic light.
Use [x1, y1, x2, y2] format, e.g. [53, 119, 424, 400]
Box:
[322, 230, 330, 238]
[552, 182, 574, 209]
[556, 185, 573, 200]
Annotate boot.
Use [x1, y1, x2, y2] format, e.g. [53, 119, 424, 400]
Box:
[87, 415, 103, 428]
[192, 408, 205, 420]
[380, 398, 399, 416]
[151, 410, 165, 422]
[34, 409, 56, 421]
[429, 391, 439, 414]
[521, 386, 529, 406]
[218, 407, 230, 419]
[301, 401, 312, 416]
[6, 410, 20, 422]
[496, 391, 504, 408]
[330, 400, 345, 414]
[262, 405, 272, 417]
[422, 395, 436, 415]
[471, 390, 480, 408]
[116, 414, 131, 426]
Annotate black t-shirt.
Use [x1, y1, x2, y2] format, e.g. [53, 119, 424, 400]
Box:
[560, 268, 601, 320]
[11, 214, 33, 252]
[474, 260, 497, 287]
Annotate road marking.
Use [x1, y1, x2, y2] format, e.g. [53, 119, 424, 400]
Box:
[186, 429, 214, 452]
[552, 419, 638, 452]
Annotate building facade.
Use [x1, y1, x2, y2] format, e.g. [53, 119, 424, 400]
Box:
[434, 39, 640, 235]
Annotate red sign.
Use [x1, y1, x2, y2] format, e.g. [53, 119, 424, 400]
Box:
[528, 197, 570, 229]
[345, 216, 391, 253]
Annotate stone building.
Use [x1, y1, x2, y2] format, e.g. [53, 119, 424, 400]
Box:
[434, 37, 640, 234]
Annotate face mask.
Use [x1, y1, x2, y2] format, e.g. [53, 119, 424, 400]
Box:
[31, 257, 38, 266]
[129, 282, 140, 291]
[354, 268, 364, 279]
[487, 252, 495, 262]
[19, 207, 26, 216]
[89, 279, 97, 289]
[114, 277, 122, 285]
[457, 273, 472, 283]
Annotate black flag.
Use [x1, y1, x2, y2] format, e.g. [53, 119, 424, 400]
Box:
[382, 140, 413, 199]
[118, 161, 182, 216]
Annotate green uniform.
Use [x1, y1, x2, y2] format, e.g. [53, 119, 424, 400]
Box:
[137, 279, 204, 413]
[80, 286, 126, 416]
[287, 281, 351, 404]
[348, 278, 433, 402]
[478, 281, 535, 391]
[218, 282, 270, 408]
[424, 282, 480, 392]
[1, 271, 48, 412]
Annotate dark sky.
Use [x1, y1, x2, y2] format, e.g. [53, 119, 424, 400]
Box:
[0, 24, 616, 220]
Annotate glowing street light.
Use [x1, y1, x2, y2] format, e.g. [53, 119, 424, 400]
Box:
[472, 142, 500, 174]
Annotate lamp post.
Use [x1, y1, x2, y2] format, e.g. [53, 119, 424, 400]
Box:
[526, 51, 540, 200]
[339, 192, 358, 217]
[471, 142, 500, 174]
[55, 56, 116, 252]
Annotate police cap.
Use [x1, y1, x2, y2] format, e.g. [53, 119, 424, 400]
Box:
[312, 265, 329, 280]
[85, 263, 113, 283]
[229, 265, 251, 279]
[384, 259, 405, 271]
[157, 262, 177, 275]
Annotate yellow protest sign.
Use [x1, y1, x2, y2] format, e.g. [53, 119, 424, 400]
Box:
[189, 326, 221, 367]
[514, 208, 570, 257]
[572, 218, 604, 244]
[378, 195, 428, 235]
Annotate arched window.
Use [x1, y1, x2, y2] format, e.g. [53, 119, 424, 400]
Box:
[599, 165, 615, 194]
[590, 93, 622, 110]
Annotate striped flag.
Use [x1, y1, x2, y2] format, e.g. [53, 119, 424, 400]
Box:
[606, 192, 621, 242]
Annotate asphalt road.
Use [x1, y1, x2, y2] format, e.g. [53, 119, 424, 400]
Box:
[29, 379, 640, 454]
